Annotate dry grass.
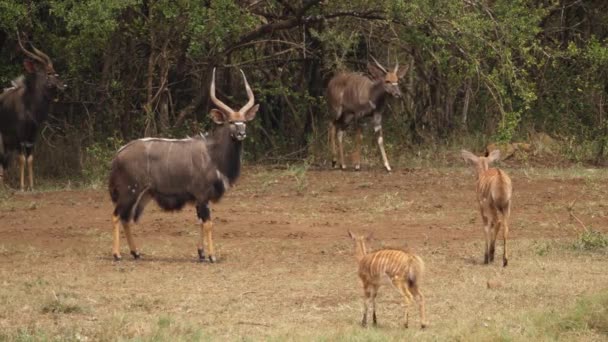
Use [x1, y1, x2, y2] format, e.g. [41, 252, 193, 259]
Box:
[1, 239, 607, 341]
[0, 166, 607, 341]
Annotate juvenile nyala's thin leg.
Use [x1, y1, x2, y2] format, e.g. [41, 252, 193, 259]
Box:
[111, 214, 122, 260]
[27, 155, 34, 191]
[370, 285, 379, 326]
[361, 284, 372, 327]
[410, 285, 428, 328]
[353, 126, 363, 171]
[18, 154, 26, 191]
[122, 222, 140, 259]
[393, 278, 414, 328]
[337, 129, 346, 170]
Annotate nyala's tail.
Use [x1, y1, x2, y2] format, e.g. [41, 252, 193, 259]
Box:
[408, 255, 425, 288]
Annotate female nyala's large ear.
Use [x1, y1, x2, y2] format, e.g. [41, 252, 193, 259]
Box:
[209, 109, 228, 124]
[487, 149, 501, 164]
[397, 63, 409, 79]
[245, 104, 259, 122]
[461, 150, 479, 165]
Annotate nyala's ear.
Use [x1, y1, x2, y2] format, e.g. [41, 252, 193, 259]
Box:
[209, 109, 228, 124]
[487, 149, 501, 163]
[23, 60, 35, 73]
[245, 104, 259, 122]
[397, 64, 409, 79]
[461, 150, 479, 165]
[367, 63, 385, 80]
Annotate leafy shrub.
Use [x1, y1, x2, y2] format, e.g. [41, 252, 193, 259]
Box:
[572, 230, 608, 251]
[82, 136, 124, 186]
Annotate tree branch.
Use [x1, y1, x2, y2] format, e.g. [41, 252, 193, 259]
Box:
[225, 10, 386, 54]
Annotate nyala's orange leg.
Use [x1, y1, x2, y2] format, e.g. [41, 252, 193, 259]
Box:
[203, 221, 216, 263]
[112, 214, 122, 261]
[196, 203, 216, 263]
[122, 222, 140, 259]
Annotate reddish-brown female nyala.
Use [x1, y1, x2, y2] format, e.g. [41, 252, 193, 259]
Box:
[326, 57, 408, 172]
[461, 149, 513, 266]
[349, 231, 428, 329]
[108, 68, 258, 262]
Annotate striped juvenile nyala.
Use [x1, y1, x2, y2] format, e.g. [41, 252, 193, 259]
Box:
[461, 149, 513, 266]
[348, 231, 427, 329]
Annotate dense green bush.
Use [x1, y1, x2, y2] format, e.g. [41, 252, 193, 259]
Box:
[0, 1, 607, 182]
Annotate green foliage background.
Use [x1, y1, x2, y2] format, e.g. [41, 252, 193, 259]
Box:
[0, 0, 607, 180]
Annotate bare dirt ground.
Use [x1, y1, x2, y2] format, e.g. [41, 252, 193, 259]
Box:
[0, 165, 607, 341]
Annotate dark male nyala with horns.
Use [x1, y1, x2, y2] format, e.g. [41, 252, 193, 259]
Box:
[0, 32, 66, 190]
[108, 68, 258, 262]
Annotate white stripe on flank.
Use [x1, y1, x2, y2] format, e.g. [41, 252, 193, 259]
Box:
[138, 137, 193, 142]
[216, 170, 230, 190]
[117, 137, 195, 153]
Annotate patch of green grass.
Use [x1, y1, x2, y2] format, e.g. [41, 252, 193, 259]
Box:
[0, 328, 50, 342]
[286, 162, 310, 195]
[135, 316, 205, 342]
[534, 290, 608, 339]
[41, 292, 86, 315]
[572, 230, 608, 251]
[533, 240, 552, 256]
[23, 277, 50, 292]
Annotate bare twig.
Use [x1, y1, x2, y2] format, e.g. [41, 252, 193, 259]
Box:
[567, 199, 589, 233]
[236, 321, 271, 327]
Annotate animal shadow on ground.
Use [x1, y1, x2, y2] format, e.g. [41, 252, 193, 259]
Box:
[97, 255, 225, 264]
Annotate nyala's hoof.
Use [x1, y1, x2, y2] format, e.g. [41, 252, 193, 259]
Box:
[113, 254, 122, 261]
[503, 259, 508, 267]
[131, 251, 141, 260]
[208, 255, 217, 263]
